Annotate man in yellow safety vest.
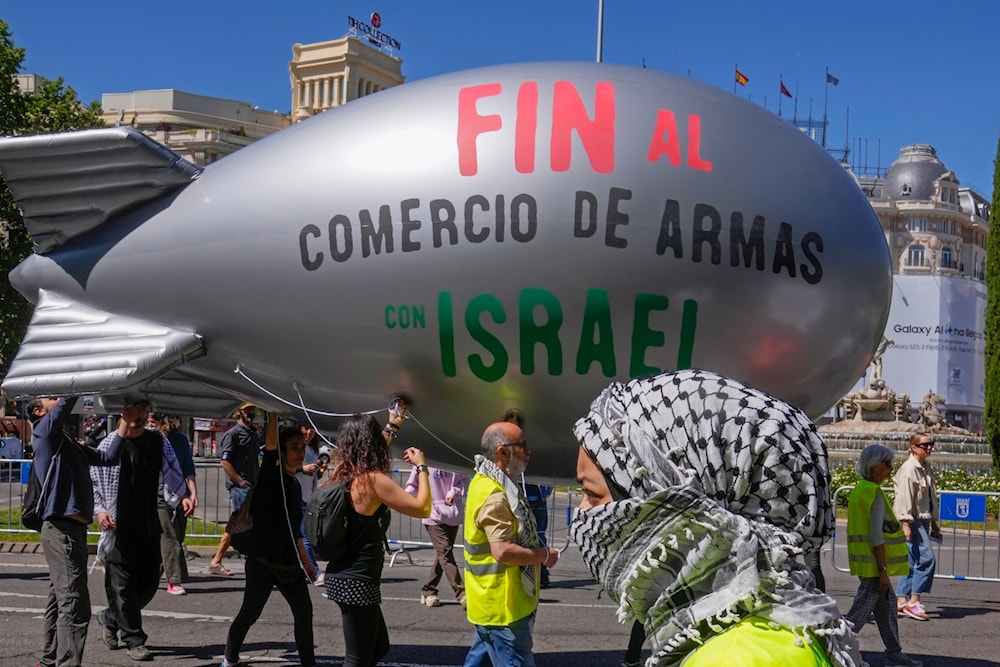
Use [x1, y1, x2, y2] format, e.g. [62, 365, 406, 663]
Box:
[461, 421, 559, 667]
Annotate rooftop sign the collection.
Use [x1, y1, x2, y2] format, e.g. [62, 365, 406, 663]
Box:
[348, 13, 401, 53]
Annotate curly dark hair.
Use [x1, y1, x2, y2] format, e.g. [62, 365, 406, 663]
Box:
[330, 413, 391, 488]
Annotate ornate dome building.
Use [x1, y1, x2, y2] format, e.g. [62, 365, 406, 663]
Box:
[853, 145, 991, 432]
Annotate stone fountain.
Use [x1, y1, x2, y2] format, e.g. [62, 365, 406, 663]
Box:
[817, 336, 990, 464]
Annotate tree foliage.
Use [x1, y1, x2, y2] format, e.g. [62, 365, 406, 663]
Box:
[984, 135, 1000, 474]
[0, 20, 103, 380]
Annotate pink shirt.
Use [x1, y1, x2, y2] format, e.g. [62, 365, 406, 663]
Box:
[405, 466, 469, 526]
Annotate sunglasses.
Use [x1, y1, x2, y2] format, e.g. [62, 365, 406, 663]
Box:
[915, 441, 935, 450]
[504, 441, 530, 452]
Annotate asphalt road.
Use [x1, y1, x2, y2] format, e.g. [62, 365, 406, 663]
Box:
[1, 535, 998, 667]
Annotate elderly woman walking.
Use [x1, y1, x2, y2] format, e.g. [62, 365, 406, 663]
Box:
[844, 445, 922, 666]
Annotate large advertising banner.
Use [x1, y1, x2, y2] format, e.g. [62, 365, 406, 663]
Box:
[882, 275, 985, 410]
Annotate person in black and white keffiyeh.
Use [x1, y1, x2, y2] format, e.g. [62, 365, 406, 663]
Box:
[570, 369, 865, 667]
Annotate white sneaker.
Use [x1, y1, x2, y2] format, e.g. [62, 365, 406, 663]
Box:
[420, 593, 441, 607]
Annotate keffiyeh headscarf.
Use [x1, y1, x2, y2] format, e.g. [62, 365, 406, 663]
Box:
[474, 453, 541, 594]
[569, 369, 863, 667]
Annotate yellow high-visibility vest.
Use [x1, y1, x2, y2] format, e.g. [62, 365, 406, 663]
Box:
[682, 616, 833, 666]
[846, 480, 909, 577]
[463, 474, 538, 626]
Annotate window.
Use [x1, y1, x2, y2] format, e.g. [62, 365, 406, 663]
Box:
[941, 220, 956, 235]
[907, 218, 927, 232]
[941, 246, 953, 269]
[907, 244, 925, 267]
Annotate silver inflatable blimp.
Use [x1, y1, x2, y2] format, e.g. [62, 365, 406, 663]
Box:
[0, 62, 890, 476]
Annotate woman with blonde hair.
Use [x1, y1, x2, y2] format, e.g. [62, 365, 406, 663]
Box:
[893, 433, 939, 621]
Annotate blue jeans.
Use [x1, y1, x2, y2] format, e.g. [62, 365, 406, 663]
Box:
[300, 501, 318, 570]
[896, 519, 935, 597]
[229, 485, 251, 512]
[463, 613, 535, 667]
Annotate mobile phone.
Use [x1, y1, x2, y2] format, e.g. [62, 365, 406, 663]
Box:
[390, 399, 407, 419]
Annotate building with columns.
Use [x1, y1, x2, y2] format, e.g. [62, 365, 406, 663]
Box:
[97, 34, 402, 167]
[289, 36, 404, 122]
[853, 144, 991, 431]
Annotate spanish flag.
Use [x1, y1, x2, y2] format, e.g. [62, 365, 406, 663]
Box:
[735, 69, 749, 87]
[780, 80, 793, 98]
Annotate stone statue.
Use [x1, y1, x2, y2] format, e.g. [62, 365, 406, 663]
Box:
[850, 378, 896, 422]
[870, 336, 894, 384]
[919, 390, 946, 429]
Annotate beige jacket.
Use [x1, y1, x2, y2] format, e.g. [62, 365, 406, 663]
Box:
[892, 453, 938, 522]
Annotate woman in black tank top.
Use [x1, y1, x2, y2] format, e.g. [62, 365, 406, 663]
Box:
[324, 405, 431, 667]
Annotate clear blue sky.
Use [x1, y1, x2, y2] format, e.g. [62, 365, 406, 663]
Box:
[2, 0, 997, 197]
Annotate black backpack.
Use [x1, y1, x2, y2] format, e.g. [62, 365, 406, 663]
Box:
[21, 441, 63, 532]
[305, 479, 350, 561]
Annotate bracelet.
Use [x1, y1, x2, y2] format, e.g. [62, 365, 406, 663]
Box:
[416, 464, 429, 474]
[878, 565, 887, 572]
[383, 424, 398, 436]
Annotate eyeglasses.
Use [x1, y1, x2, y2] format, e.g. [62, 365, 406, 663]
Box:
[915, 441, 935, 450]
[504, 441, 530, 453]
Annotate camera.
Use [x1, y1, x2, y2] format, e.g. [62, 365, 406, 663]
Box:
[318, 444, 332, 464]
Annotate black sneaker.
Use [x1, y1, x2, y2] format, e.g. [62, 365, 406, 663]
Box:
[127, 644, 153, 662]
[97, 611, 119, 650]
[886, 653, 923, 667]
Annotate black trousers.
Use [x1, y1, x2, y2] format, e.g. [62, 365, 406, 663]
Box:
[102, 534, 161, 648]
[336, 601, 389, 667]
[225, 556, 315, 666]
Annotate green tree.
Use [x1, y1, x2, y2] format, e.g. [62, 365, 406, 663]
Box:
[0, 19, 103, 380]
[984, 134, 1000, 474]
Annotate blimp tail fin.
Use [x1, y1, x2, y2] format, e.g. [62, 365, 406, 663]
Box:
[0, 289, 205, 400]
[0, 127, 201, 254]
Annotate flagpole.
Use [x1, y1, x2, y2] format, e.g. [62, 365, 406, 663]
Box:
[808, 98, 814, 141]
[822, 66, 829, 147]
[734, 64, 738, 94]
[778, 75, 783, 117]
[793, 55, 800, 122]
[596, 0, 604, 63]
[845, 105, 850, 155]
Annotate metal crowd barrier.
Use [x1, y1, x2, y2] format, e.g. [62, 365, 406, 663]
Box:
[2, 460, 582, 555]
[829, 486, 1000, 583]
[1, 459, 233, 538]
[381, 470, 580, 567]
